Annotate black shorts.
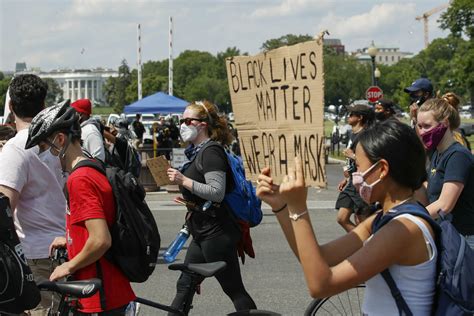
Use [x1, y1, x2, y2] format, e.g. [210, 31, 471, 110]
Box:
[335, 180, 366, 212]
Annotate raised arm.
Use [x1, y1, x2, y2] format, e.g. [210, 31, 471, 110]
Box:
[261, 157, 433, 298]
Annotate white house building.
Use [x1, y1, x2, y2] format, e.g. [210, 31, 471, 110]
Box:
[37, 68, 118, 105]
[354, 46, 414, 66]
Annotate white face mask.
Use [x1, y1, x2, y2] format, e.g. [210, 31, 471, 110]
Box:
[180, 124, 198, 142]
[38, 149, 56, 162]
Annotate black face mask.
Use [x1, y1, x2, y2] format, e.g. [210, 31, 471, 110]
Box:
[410, 94, 426, 106]
[375, 111, 386, 121]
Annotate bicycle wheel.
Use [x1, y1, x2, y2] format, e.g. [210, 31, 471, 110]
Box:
[303, 285, 365, 316]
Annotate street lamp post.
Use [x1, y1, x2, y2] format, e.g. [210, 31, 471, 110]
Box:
[367, 40, 378, 86]
[374, 67, 381, 87]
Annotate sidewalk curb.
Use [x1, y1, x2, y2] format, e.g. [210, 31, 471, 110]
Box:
[328, 157, 345, 165]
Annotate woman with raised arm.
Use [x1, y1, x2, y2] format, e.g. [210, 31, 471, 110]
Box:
[257, 120, 437, 315]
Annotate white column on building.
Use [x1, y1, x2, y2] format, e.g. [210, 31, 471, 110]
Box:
[75, 80, 78, 101]
[64, 80, 69, 100]
[71, 80, 75, 101]
[72, 80, 76, 101]
[98, 80, 102, 102]
[94, 80, 98, 102]
[91, 80, 95, 102]
[78, 80, 83, 99]
[85, 80, 89, 99]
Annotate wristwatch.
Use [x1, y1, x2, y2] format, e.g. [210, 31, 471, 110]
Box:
[289, 210, 308, 221]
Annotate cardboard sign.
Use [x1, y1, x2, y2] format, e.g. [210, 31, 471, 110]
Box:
[226, 40, 326, 187]
[146, 155, 172, 186]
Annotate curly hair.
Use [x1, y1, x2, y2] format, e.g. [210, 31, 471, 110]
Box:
[187, 100, 234, 146]
[441, 92, 461, 111]
[9, 74, 47, 119]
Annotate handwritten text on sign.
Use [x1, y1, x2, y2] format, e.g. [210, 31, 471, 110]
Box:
[226, 40, 326, 187]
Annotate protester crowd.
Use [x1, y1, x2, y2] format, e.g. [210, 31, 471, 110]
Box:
[0, 73, 473, 315]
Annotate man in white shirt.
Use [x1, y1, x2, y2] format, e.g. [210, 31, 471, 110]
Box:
[0, 74, 66, 315]
[71, 98, 106, 162]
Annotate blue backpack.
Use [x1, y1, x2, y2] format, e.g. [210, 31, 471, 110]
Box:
[196, 142, 263, 227]
[372, 202, 474, 316]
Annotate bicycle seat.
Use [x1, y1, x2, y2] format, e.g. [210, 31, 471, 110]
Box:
[37, 278, 101, 298]
[168, 261, 227, 277]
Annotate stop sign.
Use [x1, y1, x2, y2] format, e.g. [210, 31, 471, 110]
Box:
[366, 86, 383, 103]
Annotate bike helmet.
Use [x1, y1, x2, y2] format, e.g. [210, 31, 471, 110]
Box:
[25, 100, 81, 149]
[114, 117, 129, 129]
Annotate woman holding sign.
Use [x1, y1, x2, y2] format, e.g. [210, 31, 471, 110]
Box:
[256, 120, 437, 315]
[166, 101, 257, 314]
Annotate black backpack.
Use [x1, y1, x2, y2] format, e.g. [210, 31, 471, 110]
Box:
[0, 194, 41, 314]
[72, 159, 160, 283]
[83, 119, 141, 178]
[104, 135, 141, 178]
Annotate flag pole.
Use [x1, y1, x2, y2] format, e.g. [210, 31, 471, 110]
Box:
[168, 16, 173, 96]
[137, 23, 143, 100]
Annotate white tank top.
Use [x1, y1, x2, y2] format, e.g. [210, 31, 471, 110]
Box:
[362, 214, 437, 316]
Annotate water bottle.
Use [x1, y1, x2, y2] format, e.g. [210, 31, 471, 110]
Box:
[163, 225, 190, 263]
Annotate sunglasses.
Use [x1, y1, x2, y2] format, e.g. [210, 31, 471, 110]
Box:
[179, 118, 206, 126]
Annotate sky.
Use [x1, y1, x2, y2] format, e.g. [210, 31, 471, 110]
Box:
[0, 0, 451, 72]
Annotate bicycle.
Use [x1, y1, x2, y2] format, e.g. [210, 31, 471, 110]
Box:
[38, 260, 226, 316]
[38, 260, 280, 316]
[303, 284, 366, 316]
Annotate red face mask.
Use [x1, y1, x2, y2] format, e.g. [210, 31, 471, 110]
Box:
[420, 123, 447, 151]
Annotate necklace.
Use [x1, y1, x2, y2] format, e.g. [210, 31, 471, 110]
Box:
[382, 197, 413, 215]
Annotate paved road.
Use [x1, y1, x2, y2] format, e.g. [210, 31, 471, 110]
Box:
[133, 162, 346, 315]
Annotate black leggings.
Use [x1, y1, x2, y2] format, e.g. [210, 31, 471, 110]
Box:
[169, 232, 256, 314]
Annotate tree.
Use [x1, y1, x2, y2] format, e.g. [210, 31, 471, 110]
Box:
[0, 77, 10, 114]
[439, 0, 474, 104]
[260, 34, 313, 51]
[43, 78, 63, 106]
[324, 53, 371, 106]
[184, 75, 228, 107]
[439, 0, 474, 39]
[103, 59, 132, 113]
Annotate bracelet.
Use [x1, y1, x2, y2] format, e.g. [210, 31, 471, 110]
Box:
[289, 210, 309, 221]
[272, 203, 287, 214]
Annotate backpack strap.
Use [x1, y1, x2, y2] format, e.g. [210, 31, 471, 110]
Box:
[71, 158, 106, 176]
[371, 202, 440, 316]
[372, 202, 439, 235]
[194, 141, 222, 174]
[380, 270, 413, 316]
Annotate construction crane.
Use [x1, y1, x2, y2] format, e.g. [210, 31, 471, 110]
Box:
[416, 2, 450, 48]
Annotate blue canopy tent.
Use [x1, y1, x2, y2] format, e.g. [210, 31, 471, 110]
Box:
[123, 92, 189, 114]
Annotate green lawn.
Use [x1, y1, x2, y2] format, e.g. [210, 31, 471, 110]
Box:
[92, 106, 116, 115]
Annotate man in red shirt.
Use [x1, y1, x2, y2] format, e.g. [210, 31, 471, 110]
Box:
[25, 101, 135, 314]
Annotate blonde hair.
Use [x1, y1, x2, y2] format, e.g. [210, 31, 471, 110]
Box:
[419, 98, 460, 130]
[187, 100, 233, 146]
